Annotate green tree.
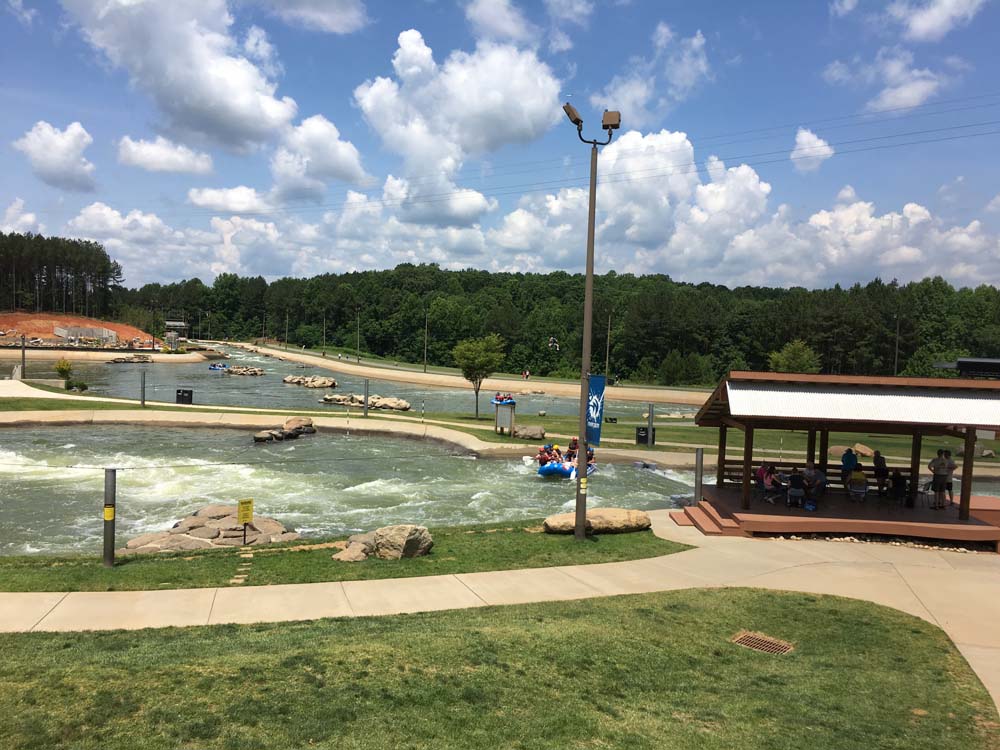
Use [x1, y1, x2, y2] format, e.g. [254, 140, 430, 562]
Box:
[452, 334, 506, 418]
[900, 345, 969, 377]
[768, 340, 822, 374]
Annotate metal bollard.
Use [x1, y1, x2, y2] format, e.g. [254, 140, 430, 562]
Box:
[140, 371, 146, 407]
[103, 468, 117, 568]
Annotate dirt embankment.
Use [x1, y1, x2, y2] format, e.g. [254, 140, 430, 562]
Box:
[0, 312, 155, 345]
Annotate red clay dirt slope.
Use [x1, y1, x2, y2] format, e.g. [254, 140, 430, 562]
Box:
[0, 312, 154, 343]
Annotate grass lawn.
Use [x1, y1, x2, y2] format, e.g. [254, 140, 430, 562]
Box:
[1, 588, 996, 749]
[0, 521, 687, 592]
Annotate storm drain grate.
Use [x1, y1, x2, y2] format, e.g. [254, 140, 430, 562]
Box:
[730, 631, 794, 655]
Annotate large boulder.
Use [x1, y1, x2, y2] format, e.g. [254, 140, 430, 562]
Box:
[253, 431, 273, 443]
[332, 542, 369, 562]
[513, 424, 545, 440]
[193, 504, 236, 519]
[372, 525, 434, 559]
[852, 443, 875, 458]
[347, 531, 376, 553]
[543, 508, 651, 535]
[588, 508, 652, 533]
[542, 513, 591, 535]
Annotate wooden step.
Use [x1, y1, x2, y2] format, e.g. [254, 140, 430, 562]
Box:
[669, 510, 694, 526]
[698, 500, 741, 530]
[683, 505, 722, 535]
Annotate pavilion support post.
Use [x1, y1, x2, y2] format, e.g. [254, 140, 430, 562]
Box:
[716, 425, 727, 487]
[909, 432, 922, 507]
[806, 428, 817, 466]
[819, 430, 829, 475]
[960, 427, 975, 521]
[741, 425, 754, 510]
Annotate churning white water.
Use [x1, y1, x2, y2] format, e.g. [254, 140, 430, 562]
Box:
[0, 425, 693, 555]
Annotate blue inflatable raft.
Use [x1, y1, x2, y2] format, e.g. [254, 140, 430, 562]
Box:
[208, 363, 229, 371]
[491, 397, 516, 406]
[537, 461, 596, 479]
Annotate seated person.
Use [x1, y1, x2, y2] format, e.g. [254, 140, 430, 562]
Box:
[786, 468, 806, 508]
[586, 447, 596, 466]
[552, 444, 563, 461]
[848, 464, 868, 501]
[536, 446, 551, 466]
[755, 462, 769, 485]
[889, 469, 908, 503]
[760, 466, 783, 502]
[802, 463, 827, 498]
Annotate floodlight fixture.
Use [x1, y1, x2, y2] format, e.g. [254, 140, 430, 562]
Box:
[602, 110, 621, 130]
[563, 102, 583, 127]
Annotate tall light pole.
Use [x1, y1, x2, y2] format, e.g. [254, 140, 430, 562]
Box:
[356, 308, 361, 363]
[284, 311, 289, 351]
[322, 312, 327, 352]
[423, 307, 429, 374]
[564, 102, 620, 542]
[893, 313, 901, 376]
[605, 313, 612, 377]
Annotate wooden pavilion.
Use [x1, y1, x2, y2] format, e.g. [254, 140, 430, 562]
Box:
[675, 372, 1000, 549]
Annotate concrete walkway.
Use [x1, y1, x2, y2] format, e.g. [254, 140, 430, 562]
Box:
[2, 510, 999, 708]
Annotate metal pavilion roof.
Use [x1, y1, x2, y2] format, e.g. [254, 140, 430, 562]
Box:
[696, 372, 1000, 431]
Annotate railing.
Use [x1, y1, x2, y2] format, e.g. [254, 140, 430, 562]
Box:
[719, 458, 915, 485]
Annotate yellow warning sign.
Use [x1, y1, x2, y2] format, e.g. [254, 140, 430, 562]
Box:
[103, 506, 115, 522]
[237, 498, 254, 525]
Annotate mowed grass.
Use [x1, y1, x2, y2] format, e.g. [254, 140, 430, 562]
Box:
[1, 588, 997, 750]
[0, 521, 687, 592]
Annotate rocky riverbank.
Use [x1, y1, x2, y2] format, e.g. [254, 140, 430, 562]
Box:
[253, 416, 317, 443]
[122, 503, 300, 554]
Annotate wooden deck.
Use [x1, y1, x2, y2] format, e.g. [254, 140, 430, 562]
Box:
[669, 486, 1000, 550]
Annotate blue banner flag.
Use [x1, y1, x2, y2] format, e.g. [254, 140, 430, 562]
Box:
[585, 374, 606, 446]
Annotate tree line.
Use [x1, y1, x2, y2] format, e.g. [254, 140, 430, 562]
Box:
[0, 232, 123, 319]
[2, 231, 995, 383]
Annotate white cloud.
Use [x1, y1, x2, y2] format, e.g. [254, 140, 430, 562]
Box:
[270, 115, 371, 202]
[590, 23, 711, 127]
[188, 186, 270, 212]
[12, 120, 96, 192]
[790, 128, 835, 172]
[824, 47, 947, 111]
[6, 0, 36, 26]
[830, 0, 859, 16]
[549, 28, 573, 53]
[544, 0, 594, 24]
[247, 0, 367, 34]
[61, 0, 297, 150]
[118, 136, 213, 174]
[354, 29, 560, 225]
[888, 0, 987, 42]
[243, 25, 281, 78]
[986, 194, 1000, 213]
[1, 198, 45, 234]
[465, 0, 538, 42]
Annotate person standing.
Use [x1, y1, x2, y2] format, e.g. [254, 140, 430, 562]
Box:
[944, 449, 958, 506]
[841, 448, 858, 488]
[873, 450, 889, 496]
[927, 449, 948, 510]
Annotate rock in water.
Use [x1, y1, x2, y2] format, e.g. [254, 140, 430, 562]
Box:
[253, 431, 273, 443]
[283, 416, 313, 432]
[543, 508, 651, 534]
[372, 524, 434, 559]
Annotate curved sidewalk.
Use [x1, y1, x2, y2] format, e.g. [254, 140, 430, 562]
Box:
[3, 510, 1000, 708]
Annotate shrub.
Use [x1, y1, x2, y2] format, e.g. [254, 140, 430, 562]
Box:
[54, 357, 73, 380]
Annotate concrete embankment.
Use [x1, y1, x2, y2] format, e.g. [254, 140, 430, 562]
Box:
[231, 342, 709, 407]
[0, 348, 207, 363]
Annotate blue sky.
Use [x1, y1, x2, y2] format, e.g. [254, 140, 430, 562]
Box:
[2, 0, 999, 288]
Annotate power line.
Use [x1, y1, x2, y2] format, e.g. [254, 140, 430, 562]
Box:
[145, 120, 1000, 220]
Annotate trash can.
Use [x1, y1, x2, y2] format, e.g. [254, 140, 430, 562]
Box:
[176, 388, 193, 405]
[635, 426, 656, 445]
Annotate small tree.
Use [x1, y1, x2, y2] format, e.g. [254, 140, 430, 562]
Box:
[452, 334, 506, 418]
[768, 340, 822, 374]
[54, 358, 73, 381]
